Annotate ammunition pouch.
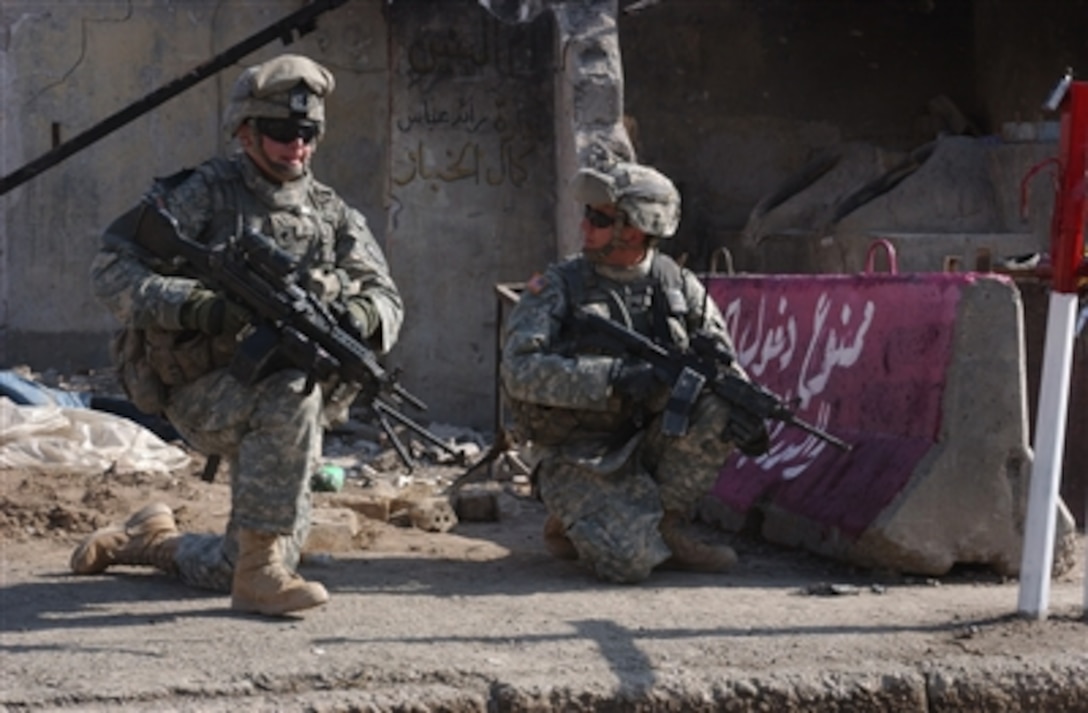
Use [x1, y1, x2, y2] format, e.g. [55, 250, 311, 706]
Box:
[112, 326, 229, 415]
[111, 327, 169, 415]
[507, 397, 638, 447]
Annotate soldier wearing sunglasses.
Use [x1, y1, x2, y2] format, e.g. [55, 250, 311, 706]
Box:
[73, 55, 403, 617]
[501, 161, 762, 584]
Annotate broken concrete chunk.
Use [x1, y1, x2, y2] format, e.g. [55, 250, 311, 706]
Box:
[303, 507, 360, 553]
[408, 497, 458, 533]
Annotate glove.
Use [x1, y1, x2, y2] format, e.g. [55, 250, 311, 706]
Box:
[347, 299, 379, 338]
[307, 268, 343, 301]
[180, 289, 252, 336]
[610, 359, 661, 402]
[728, 416, 770, 457]
[737, 426, 770, 457]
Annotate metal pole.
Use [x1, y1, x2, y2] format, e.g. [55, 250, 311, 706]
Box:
[0, 0, 350, 196]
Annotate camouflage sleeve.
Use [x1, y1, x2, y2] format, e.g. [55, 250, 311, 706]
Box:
[89, 173, 212, 329]
[500, 264, 617, 411]
[333, 203, 404, 354]
[682, 269, 749, 380]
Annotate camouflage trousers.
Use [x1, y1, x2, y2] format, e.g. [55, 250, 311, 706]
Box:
[163, 368, 323, 592]
[536, 392, 735, 584]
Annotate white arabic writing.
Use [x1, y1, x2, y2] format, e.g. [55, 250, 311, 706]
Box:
[724, 290, 874, 480]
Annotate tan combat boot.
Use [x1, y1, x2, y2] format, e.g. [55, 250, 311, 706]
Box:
[542, 514, 578, 560]
[230, 528, 329, 617]
[658, 510, 738, 572]
[70, 502, 180, 575]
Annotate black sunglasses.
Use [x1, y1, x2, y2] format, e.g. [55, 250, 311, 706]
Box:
[255, 118, 320, 144]
[584, 205, 617, 229]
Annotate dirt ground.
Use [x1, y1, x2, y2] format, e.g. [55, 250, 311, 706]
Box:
[2, 369, 1087, 711]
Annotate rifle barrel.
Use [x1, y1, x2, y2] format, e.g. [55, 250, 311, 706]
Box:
[786, 415, 853, 452]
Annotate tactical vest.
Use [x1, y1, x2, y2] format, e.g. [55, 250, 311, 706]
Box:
[508, 253, 692, 446]
[115, 158, 347, 412]
[556, 251, 691, 352]
[159, 157, 343, 272]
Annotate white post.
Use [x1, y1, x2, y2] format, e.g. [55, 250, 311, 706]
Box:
[1083, 301, 1088, 617]
[1017, 290, 1078, 619]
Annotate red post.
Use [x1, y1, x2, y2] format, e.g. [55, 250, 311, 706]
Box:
[1053, 81, 1088, 294]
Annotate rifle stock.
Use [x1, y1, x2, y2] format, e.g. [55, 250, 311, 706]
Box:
[574, 309, 852, 452]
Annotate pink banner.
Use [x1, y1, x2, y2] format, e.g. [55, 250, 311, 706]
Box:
[705, 272, 995, 537]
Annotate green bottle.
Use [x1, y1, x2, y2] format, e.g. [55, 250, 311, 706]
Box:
[312, 464, 345, 492]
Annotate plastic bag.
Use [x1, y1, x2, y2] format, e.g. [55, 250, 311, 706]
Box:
[0, 397, 190, 474]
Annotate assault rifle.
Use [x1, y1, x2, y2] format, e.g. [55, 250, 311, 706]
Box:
[133, 195, 462, 476]
[572, 309, 852, 452]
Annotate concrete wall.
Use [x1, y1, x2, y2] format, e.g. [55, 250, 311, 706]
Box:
[2, 0, 1086, 437]
[0, 0, 390, 371]
[618, 0, 970, 267]
[618, 0, 1088, 270]
[384, 0, 556, 427]
[746, 136, 1057, 275]
[0, 0, 557, 429]
[975, 1, 1088, 126]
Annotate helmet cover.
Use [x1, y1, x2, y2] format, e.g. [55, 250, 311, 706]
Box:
[222, 54, 335, 140]
[570, 162, 680, 238]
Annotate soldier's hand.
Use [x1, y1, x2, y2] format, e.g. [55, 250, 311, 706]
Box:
[307, 267, 344, 300]
[220, 300, 253, 337]
[727, 416, 771, 457]
[736, 426, 770, 457]
[610, 359, 661, 402]
[180, 288, 252, 336]
[347, 299, 379, 338]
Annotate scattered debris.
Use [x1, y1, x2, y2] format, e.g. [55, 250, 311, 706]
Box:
[3, 364, 528, 538]
[802, 582, 887, 597]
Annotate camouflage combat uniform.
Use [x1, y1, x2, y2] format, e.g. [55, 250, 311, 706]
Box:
[90, 154, 403, 592]
[501, 249, 742, 583]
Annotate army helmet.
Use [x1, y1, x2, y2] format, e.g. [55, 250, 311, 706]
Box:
[571, 162, 681, 238]
[222, 54, 336, 141]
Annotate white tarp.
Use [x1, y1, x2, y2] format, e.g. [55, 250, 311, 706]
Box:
[0, 397, 190, 474]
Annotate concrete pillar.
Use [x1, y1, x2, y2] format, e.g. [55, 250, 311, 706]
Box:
[550, 0, 631, 257]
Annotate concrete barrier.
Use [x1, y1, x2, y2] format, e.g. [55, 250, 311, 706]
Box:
[702, 265, 1077, 576]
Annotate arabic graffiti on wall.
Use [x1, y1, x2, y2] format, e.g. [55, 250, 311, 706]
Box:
[385, 2, 557, 430]
[707, 274, 964, 481]
[704, 273, 978, 535]
[391, 11, 549, 190]
[396, 97, 492, 134]
[403, 13, 544, 81]
[391, 94, 539, 188]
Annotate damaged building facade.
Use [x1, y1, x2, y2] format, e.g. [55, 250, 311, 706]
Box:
[1, 1, 1085, 528]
